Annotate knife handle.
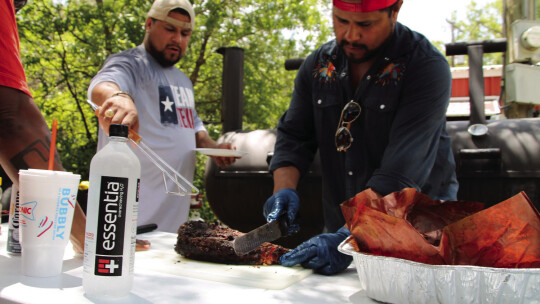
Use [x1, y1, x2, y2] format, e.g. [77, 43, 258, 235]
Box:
[278, 216, 289, 236]
[137, 223, 158, 234]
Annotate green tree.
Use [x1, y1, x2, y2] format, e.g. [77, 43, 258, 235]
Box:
[445, 0, 504, 66]
[16, 0, 332, 221]
[17, 0, 148, 179]
[184, 0, 332, 130]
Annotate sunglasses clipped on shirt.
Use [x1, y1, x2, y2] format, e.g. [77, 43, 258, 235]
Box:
[335, 100, 362, 152]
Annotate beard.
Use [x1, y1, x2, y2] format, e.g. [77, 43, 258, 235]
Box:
[339, 41, 380, 64]
[147, 41, 182, 68]
[339, 24, 394, 64]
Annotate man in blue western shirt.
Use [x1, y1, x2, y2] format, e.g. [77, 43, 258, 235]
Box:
[264, 0, 458, 275]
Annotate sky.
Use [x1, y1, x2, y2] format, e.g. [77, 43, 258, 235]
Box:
[398, 0, 495, 43]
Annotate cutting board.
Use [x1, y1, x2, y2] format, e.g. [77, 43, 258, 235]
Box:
[135, 248, 313, 290]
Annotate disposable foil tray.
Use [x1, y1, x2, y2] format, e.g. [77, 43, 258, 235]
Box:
[338, 237, 540, 304]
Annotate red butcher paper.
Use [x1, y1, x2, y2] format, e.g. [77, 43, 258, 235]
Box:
[341, 188, 540, 268]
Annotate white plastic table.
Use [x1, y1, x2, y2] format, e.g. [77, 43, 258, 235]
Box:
[0, 223, 376, 304]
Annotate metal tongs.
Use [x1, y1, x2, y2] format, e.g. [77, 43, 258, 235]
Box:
[87, 99, 198, 196]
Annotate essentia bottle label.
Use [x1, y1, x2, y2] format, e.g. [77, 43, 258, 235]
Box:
[94, 176, 128, 276]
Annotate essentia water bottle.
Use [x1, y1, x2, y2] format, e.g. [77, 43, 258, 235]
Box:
[83, 124, 141, 298]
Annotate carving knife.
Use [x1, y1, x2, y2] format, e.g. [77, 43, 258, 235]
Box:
[233, 216, 289, 255]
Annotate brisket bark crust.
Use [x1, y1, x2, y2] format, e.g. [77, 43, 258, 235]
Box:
[175, 220, 289, 265]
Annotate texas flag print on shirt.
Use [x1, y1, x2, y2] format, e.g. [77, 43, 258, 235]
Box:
[158, 85, 195, 129]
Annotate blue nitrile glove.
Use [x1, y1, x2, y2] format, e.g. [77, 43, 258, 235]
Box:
[279, 226, 352, 275]
[263, 188, 300, 235]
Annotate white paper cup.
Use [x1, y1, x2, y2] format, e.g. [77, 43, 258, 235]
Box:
[18, 169, 81, 277]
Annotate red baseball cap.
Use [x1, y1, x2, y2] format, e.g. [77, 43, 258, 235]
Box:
[333, 0, 398, 12]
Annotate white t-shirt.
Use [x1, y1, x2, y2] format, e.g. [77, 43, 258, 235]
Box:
[88, 45, 206, 233]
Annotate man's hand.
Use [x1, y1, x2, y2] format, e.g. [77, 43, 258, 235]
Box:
[91, 82, 139, 134]
[136, 239, 151, 251]
[279, 226, 352, 275]
[263, 188, 300, 235]
[195, 131, 239, 168]
[210, 142, 239, 168]
[97, 93, 139, 135]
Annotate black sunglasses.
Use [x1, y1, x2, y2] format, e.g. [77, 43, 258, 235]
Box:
[335, 100, 361, 152]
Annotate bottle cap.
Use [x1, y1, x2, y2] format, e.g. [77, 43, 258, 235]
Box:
[109, 124, 129, 138]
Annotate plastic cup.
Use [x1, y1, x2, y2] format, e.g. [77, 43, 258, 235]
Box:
[18, 169, 81, 277]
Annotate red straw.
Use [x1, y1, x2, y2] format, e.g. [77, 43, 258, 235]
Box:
[48, 119, 58, 170]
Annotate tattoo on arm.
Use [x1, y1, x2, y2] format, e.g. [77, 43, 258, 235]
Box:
[10, 139, 51, 171]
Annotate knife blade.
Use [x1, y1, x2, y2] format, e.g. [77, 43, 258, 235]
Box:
[233, 216, 288, 255]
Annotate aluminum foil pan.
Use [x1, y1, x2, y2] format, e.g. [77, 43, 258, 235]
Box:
[338, 236, 540, 304]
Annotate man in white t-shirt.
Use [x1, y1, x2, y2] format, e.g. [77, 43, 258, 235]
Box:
[87, 0, 237, 233]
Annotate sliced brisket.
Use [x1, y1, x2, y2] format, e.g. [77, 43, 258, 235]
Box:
[175, 220, 289, 265]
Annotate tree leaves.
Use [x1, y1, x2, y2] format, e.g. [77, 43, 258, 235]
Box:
[16, 0, 331, 186]
[445, 0, 503, 66]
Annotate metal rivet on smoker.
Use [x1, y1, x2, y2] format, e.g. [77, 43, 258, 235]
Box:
[341, 72, 346, 77]
[380, 104, 386, 110]
[384, 57, 390, 61]
[366, 75, 371, 80]
[317, 99, 322, 104]
[348, 171, 354, 176]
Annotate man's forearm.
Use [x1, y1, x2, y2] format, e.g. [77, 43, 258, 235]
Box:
[70, 202, 86, 254]
[1, 86, 87, 253]
[90, 81, 122, 106]
[272, 166, 301, 193]
[195, 130, 218, 148]
[0, 86, 58, 183]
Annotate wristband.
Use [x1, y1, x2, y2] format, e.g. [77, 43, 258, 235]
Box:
[111, 91, 134, 102]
